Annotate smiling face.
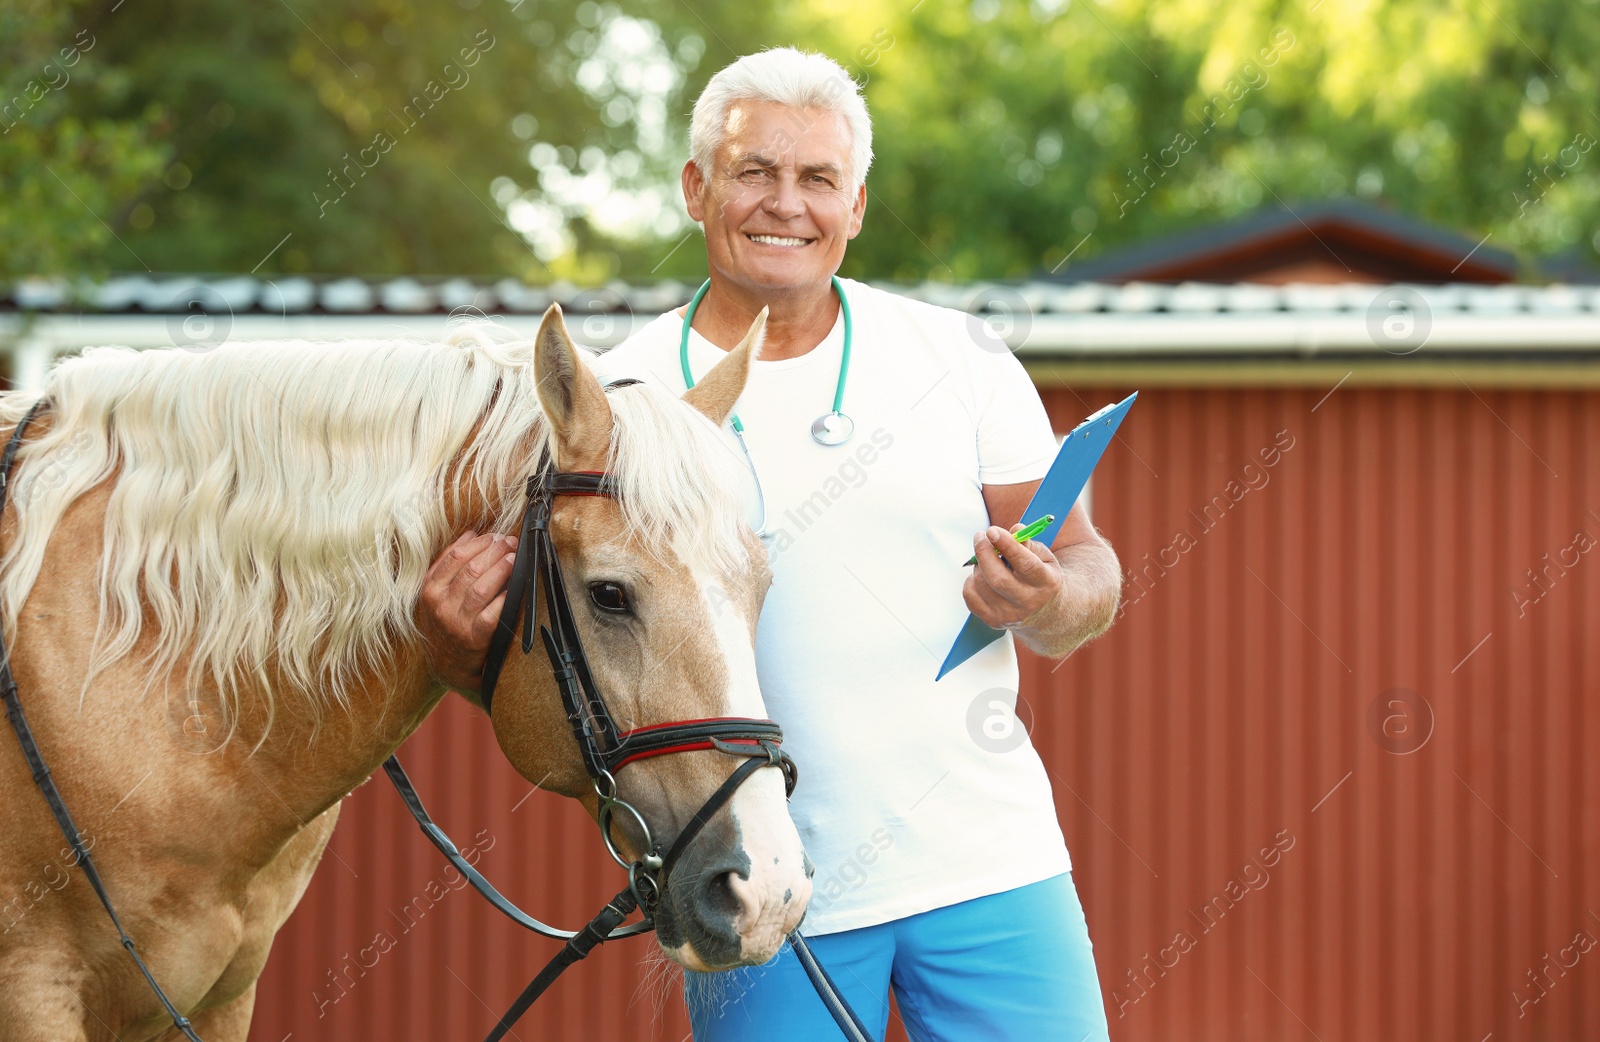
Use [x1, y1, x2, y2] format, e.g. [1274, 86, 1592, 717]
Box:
[684, 99, 868, 299]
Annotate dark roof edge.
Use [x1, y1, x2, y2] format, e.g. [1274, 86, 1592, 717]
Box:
[1047, 199, 1523, 282]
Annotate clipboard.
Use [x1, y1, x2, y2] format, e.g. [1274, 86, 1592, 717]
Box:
[935, 391, 1138, 680]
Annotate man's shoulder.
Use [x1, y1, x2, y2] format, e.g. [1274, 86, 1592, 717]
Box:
[841, 277, 978, 346]
[843, 276, 971, 321]
[841, 277, 1000, 382]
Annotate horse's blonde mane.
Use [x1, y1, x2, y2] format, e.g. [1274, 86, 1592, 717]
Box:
[0, 324, 752, 732]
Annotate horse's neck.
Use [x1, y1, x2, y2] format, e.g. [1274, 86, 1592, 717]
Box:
[237, 435, 524, 826]
[221, 418, 549, 837]
[10, 554, 448, 891]
[208, 651, 444, 833]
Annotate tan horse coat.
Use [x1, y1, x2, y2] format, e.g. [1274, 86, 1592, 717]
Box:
[0, 305, 803, 1040]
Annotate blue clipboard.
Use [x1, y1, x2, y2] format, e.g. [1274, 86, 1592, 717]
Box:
[935, 391, 1138, 680]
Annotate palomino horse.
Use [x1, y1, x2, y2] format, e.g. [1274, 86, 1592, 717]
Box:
[0, 305, 810, 1040]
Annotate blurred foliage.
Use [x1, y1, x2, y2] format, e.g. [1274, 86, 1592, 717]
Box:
[3, 0, 1598, 282]
[0, 0, 168, 280]
[4, 0, 616, 279]
[802, 0, 1600, 279]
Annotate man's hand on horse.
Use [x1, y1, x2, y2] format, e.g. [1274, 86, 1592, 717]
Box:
[417, 530, 519, 692]
[963, 523, 1063, 631]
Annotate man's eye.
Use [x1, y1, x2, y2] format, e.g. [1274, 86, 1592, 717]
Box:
[588, 581, 632, 615]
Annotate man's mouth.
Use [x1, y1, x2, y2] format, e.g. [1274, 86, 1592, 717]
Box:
[746, 233, 814, 247]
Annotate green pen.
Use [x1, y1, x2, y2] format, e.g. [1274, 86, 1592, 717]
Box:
[964, 514, 1055, 566]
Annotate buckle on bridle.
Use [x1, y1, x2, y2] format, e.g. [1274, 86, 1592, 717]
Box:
[627, 861, 661, 916]
[708, 736, 797, 797]
[709, 735, 778, 763]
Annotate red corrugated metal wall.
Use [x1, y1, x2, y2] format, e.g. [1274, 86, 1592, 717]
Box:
[250, 383, 1600, 1042]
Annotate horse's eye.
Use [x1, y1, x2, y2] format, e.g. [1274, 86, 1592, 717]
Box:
[588, 581, 631, 615]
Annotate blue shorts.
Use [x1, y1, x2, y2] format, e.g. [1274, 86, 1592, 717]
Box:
[684, 872, 1111, 1042]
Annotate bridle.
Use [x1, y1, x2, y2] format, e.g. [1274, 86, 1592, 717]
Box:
[473, 380, 798, 919]
[0, 390, 877, 1042]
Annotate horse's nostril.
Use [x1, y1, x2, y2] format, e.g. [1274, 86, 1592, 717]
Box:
[662, 864, 754, 970]
[701, 869, 740, 919]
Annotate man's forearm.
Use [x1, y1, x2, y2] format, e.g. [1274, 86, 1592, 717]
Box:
[1014, 540, 1122, 659]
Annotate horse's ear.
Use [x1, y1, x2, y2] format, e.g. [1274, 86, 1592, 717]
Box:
[534, 303, 611, 465]
[683, 306, 764, 426]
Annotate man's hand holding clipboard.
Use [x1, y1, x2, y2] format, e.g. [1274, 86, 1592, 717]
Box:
[938, 392, 1139, 680]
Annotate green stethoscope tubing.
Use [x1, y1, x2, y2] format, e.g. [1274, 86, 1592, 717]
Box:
[677, 275, 853, 438]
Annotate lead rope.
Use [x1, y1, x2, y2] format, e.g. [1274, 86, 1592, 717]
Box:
[441, 716, 877, 1041]
[481, 888, 640, 1042]
[0, 401, 205, 1042]
[788, 932, 877, 1042]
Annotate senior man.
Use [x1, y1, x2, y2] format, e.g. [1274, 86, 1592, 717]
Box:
[420, 47, 1122, 1042]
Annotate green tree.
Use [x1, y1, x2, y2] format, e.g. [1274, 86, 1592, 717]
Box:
[8, 0, 1598, 283]
[0, 0, 167, 279]
[59, 0, 583, 277]
[5, 0, 769, 280]
[793, 0, 1600, 280]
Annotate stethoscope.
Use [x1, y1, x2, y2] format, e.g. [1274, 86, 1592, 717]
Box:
[679, 276, 855, 536]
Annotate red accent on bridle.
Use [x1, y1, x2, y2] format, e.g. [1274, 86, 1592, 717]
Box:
[610, 716, 780, 770]
[550, 470, 614, 498]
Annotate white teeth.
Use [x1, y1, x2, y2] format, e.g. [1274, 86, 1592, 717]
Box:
[748, 234, 809, 246]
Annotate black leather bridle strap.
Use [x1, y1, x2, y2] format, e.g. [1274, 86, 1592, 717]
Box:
[0, 401, 205, 1042]
[608, 717, 786, 772]
[477, 476, 542, 709]
[534, 509, 622, 778]
[481, 886, 639, 1042]
[480, 467, 626, 777]
[789, 931, 877, 1042]
[658, 748, 776, 883]
[381, 756, 651, 942]
[472, 745, 878, 1042]
[480, 469, 620, 710]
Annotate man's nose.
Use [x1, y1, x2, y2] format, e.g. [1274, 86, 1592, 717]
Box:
[761, 175, 806, 220]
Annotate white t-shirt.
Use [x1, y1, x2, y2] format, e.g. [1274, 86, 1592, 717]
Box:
[594, 277, 1072, 935]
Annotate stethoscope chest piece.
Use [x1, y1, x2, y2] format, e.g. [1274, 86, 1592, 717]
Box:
[810, 410, 854, 446]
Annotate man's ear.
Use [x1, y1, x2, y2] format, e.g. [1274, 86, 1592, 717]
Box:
[683, 160, 707, 224]
[533, 303, 612, 467]
[683, 306, 764, 426]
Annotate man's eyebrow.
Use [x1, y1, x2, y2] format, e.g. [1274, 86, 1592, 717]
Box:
[728, 153, 845, 179]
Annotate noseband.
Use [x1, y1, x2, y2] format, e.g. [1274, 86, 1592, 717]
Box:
[476, 378, 797, 917]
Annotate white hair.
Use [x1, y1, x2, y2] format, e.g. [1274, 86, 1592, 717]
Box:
[689, 47, 874, 193]
[0, 326, 752, 734]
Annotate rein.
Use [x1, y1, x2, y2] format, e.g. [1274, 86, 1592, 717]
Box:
[0, 401, 203, 1042]
[0, 392, 876, 1042]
